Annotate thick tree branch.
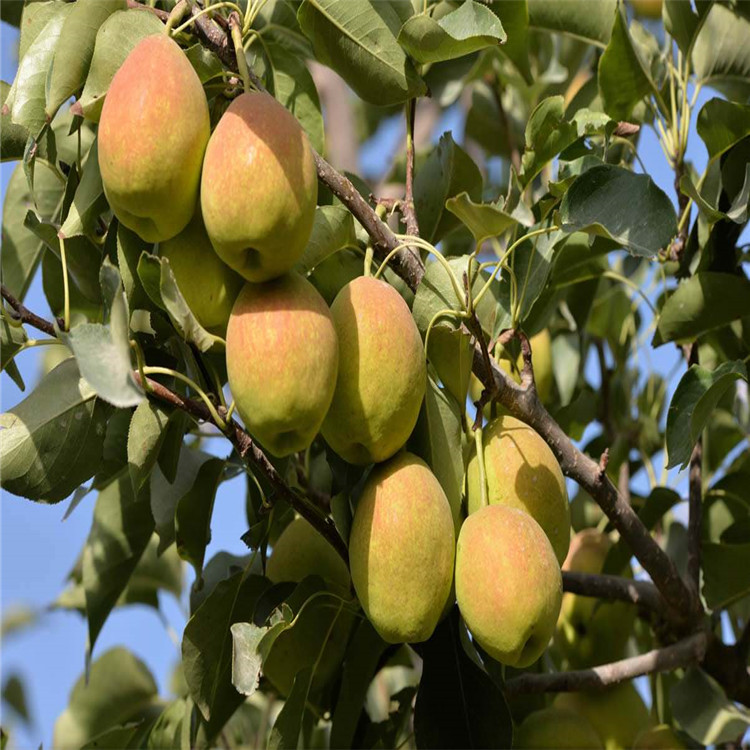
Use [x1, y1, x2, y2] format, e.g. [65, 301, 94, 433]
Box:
[504, 632, 708, 696]
[562, 571, 665, 615]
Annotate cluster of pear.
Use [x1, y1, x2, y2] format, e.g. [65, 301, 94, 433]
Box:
[98, 34, 427, 465]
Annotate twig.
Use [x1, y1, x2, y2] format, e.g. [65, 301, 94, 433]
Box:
[504, 632, 708, 696]
[1, 284, 61, 337]
[562, 571, 665, 615]
[403, 98, 419, 238]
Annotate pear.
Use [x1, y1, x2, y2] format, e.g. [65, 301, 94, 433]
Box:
[633, 724, 686, 749]
[515, 706, 603, 749]
[555, 530, 636, 668]
[98, 35, 209, 242]
[455, 505, 562, 668]
[466, 415, 570, 564]
[349, 453, 454, 643]
[321, 276, 426, 465]
[160, 211, 243, 336]
[201, 91, 318, 282]
[225, 273, 338, 457]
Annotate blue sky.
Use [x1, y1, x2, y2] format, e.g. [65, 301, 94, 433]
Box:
[0, 15, 742, 749]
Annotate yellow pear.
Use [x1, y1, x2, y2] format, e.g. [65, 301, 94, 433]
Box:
[349, 453, 454, 643]
[225, 273, 338, 457]
[98, 35, 209, 242]
[455, 505, 562, 667]
[466, 415, 570, 564]
[515, 706, 603, 749]
[321, 276, 426, 465]
[633, 724, 686, 749]
[630, 0, 662, 19]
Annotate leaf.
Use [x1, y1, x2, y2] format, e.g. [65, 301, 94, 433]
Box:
[671, 668, 750, 746]
[1, 606, 38, 639]
[426, 326, 473, 406]
[696, 98, 750, 163]
[1, 80, 32, 161]
[445, 192, 527, 245]
[62, 264, 145, 408]
[127, 401, 172, 492]
[414, 608, 512, 749]
[260, 38, 325, 154]
[77, 8, 165, 122]
[559, 165, 677, 257]
[692, 3, 750, 96]
[484, 1, 531, 83]
[296, 205, 358, 274]
[330, 620, 389, 749]
[0, 315, 27, 390]
[1, 162, 64, 300]
[597, 7, 658, 121]
[184, 43, 224, 83]
[10, 7, 72, 136]
[398, 0, 505, 64]
[410, 377, 464, 534]
[82, 471, 154, 657]
[526, 0, 616, 46]
[45, 0, 125, 121]
[182, 570, 270, 727]
[116, 222, 153, 311]
[297, 0, 426, 106]
[2, 674, 31, 726]
[663, 0, 711, 56]
[126, 535, 183, 605]
[0, 358, 109, 503]
[666, 362, 747, 470]
[137, 253, 224, 352]
[59, 140, 107, 238]
[655, 273, 750, 346]
[415, 133, 483, 244]
[702, 539, 750, 610]
[175, 458, 225, 582]
[520, 96, 578, 187]
[53, 647, 159, 750]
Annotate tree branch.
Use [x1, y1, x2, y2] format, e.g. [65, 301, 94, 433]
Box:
[504, 632, 708, 696]
[1, 284, 61, 337]
[403, 98, 419, 238]
[562, 571, 665, 615]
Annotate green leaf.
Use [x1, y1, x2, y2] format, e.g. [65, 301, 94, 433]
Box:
[45, 0, 125, 121]
[398, 0, 505, 64]
[330, 620, 389, 749]
[410, 377, 465, 534]
[445, 192, 527, 245]
[175, 457, 225, 582]
[415, 133, 483, 244]
[184, 43, 224, 83]
[53, 647, 159, 750]
[0, 358, 109, 503]
[671, 668, 750, 746]
[296, 206, 358, 274]
[182, 570, 270, 728]
[692, 4, 750, 97]
[62, 264, 145, 408]
[145, 699, 189, 750]
[1, 162, 64, 300]
[116, 223, 153, 311]
[2, 674, 31, 726]
[297, 0, 426, 106]
[663, 0, 711, 56]
[77, 8, 165, 122]
[426, 326, 473, 406]
[1, 80, 32, 161]
[655, 273, 750, 346]
[260, 38, 325, 154]
[1, 606, 38, 640]
[559, 165, 677, 256]
[597, 7, 658, 121]
[666, 362, 747, 471]
[702, 538, 750, 610]
[137, 253, 224, 352]
[527, 0, 616, 46]
[128, 401, 172, 491]
[9, 7, 72, 136]
[520, 96, 578, 187]
[414, 608, 512, 749]
[82, 471, 154, 656]
[127, 535, 183, 605]
[484, 1, 532, 83]
[696, 98, 750, 163]
[0, 316, 27, 391]
[267, 666, 314, 750]
[59, 140, 107, 239]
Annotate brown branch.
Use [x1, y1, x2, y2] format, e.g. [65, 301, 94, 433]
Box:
[403, 98, 419, 238]
[686, 345, 703, 599]
[504, 632, 708, 696]
[1, 284, 61, 336]
[562, 571, 665, 615]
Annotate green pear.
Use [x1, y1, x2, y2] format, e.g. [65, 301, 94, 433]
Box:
[201, 91, 318, 282]
[515, 706, 603, 749]
[225, 273, 338, 457]
[555, 530, 636, 668]
[349, 453, 454, 643]
[466, 415, 570, 564]
[455, 505, 562, 667]
[159, 211, 243, 336]
[554, 682, 651, 750]
[633, 725, 686, 749]
[267, 516, 350, 592]
[98, 35, 209, 242]
[321, 276, 426, 465]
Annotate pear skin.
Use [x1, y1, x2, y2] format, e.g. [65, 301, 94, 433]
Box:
[515, 706, 603, 749]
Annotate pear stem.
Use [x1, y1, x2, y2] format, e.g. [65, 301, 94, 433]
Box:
[474, 425, 489, 509]
[57, 234, 70, 331]
[229, 14, 251, 94]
